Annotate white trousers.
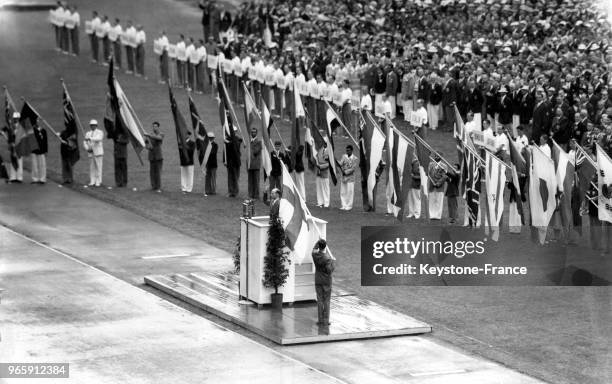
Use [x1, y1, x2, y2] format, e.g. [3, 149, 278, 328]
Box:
[340, 181, 354, 210]
[315, 177, 330, 207]
[9, 157, 23, 181]
[407, 188, 421, 218]
[294, 171, 305, 200]
[89, 155, 103, 186]
[512, 115, 520, 136]
[388, 95, 396, 119]
[463, 203, 485, 227]
[509, 201, 522, 233]
[427, 103, 441, 130]
[31, 154, 46, 182]
[428, 191, 444, 219]
[181, 165, 194, 192]
[403, 99, 414, 121]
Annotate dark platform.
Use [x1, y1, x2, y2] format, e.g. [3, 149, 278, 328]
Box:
[145, 271, 432, 345]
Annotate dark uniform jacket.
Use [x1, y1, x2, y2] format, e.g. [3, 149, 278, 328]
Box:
[532, 100, 552, 140]
[113, 133, 129, 159]
[206, 141, 218, 169]
[385, 70, 398, 97]
[467, 87, 484, 115]
[484, 85, 498, 117]
[294, 146, 305, 173]
[248, 138, 262, 170]
[441, 78, 457, 107]
[416, 76, 430, 103]
[429, 83, 443, 105]
[147, 134, 163, 161]
[498, 94, 513, 125]
[33, 127, 48, 155]
[519, 89, 535, 124]
[312, 249, 335, 286]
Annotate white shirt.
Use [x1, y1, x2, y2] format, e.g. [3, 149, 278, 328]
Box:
[136, 30, 146, 45]
[539, 144, 551, 158]
[330, 83, 341, 106]
[412, 106, 428, 126]
[318, 81, 330, 101]
[108, 24, 122, 42]
[98, 20, 111, 38]
[185, 43, 196, 63]
[340, 88, 352, 106]
[274, 69, 285, 89]
[123, 26, 137, 47]
[285, 72, 294, 91]
[264, 65, 276, 85]
[515, 134, 529, 151]
[158, 35, 169, 51]
[307, 79, 319, 98]
[294, 74, 307, 95]
[255, 61, 265, 83]
[232, 57, 242, 75]
[197, 46, 207, 63]
[65, 11, 79, 29]
[89, 16, 101, 35]
[360, 94, 372, 111]
[495, 133, 509, 154]
[176, 41, 187, 61]
[465, 120, 478, 133]
[84, 128, 104, 157]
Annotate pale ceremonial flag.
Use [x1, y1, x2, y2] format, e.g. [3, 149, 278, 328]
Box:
[597, 144, 612, 223]
[485, 151, 506, 241]
[529, 146, 558, 244]
[279, 162, 310, 263]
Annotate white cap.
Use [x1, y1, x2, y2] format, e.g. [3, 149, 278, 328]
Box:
[12, 112, 20, 119]
[89, 119, 98, 126]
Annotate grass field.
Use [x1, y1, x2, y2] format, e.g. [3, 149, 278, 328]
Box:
[1, 2, 611, 383]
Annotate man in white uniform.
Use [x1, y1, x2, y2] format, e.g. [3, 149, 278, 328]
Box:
[84, 119, 104, 187]
[339, 145, 359, 210]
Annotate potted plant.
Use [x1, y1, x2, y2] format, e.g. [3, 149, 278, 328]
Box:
[262, 215, 291, 310]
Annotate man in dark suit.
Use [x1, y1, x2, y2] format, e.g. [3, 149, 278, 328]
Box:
[312, 239, 335, 326]
[205, 131, 218, 195]
[497, 86, 513, 132]
[269, 141, 284, 195]
[226, 129, 242, 197]
[269, 187, 281, 218]
[441, 70, 457, 132]
[416, 66, 430, 104]
[532, 87, 552, 143]
[385, 65, 398, 119]
[247, 127, 262, 199]
[31, 123, 48, 184]
[145, 121, 164, 192]
[113, 130, 129, 187]
[58, 126, 79, 184]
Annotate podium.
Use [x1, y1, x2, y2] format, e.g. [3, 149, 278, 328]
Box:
[239, 215, 327, 305]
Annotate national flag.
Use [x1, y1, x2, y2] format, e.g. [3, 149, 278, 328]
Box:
[258, 94, 273, 177]
[16, 101, 40, 157]
[362, 110, 386, 205]
[552, 140, 575, 230]
[189, 96, 212, 166]
[311, 125, 338, 185]
[462, 141, 482, 225]
[169, 86, 191, 165]
[484, 151, 506, 241]
[453, 104, 466, 161]
[304, 123, 317, 170]
[279, 161, 310, 263]
[597, 144, 612, 223]
[506, 133, 526, 224]
[529, 146, 558, 244]
[106, 58, 146, 163]
[324, 103, 341, 148]
[3, 88, 18, 168]
[414, 134, 431, 197]
[62, 83, 81, 165]
[291, 87, 304, 169]
[218, 73, 247, 166]
[385, 127, 412, 219]
[575, 145, 597, 202]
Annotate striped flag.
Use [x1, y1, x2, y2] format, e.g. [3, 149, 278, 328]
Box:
[552, 140, 575, 230]
[16, 101, 40, 157]
[311, 125, 338, 185]
[529, 146, 558, 244]
[106, 58, 146, 164]
[3, 88, 18, 169]
[385, 127, 412, 219]
[414, 134, 431, 197]
[453, 104, 466, 162]
[597, 144, 612, 223]
[361, 110, 386, 205]
[62, 83, 81, 165]
[506, 133, 526, 224]
[462, 138, 482, 225]
[188, 96, 212, 167]
[279, 161, 310, 263]
[258, 95, 273, 178]
[484, 151, 506, 241]
[575, 145, 597, 202]
[169, 86, 192, 166]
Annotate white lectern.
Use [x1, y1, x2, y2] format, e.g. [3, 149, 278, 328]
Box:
[239, 215, 327, 305]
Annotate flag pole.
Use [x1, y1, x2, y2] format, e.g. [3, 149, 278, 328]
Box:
[413, 131, 460, 173]
[219, 75, 246, 147]
[60, 79, 86, 138]
[324, 99, 358, 147]
[19, 97, 66, 145]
